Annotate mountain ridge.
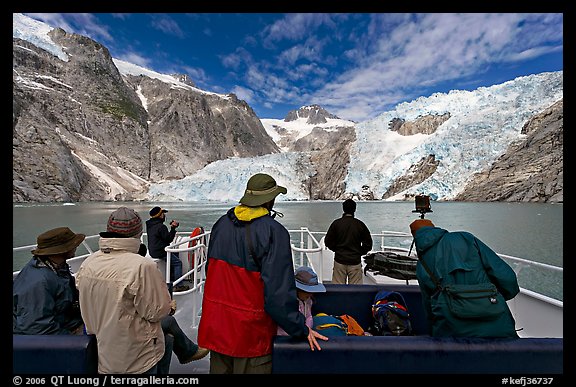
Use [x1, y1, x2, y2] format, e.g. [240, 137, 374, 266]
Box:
[12, 13, 563, 204]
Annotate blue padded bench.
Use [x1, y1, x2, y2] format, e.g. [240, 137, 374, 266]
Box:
[13, 334, 98, 374]
[272, 335, 563, 374]
[272, 284, 563, 374]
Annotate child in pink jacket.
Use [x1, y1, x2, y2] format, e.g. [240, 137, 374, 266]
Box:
[277, 266, 326, 335]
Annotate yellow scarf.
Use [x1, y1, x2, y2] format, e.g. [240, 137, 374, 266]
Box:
[234, 205, 269, 222]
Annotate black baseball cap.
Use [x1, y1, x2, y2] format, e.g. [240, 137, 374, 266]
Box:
[149, 206, 168, 218]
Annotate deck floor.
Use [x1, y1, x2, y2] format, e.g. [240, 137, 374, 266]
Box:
[167, 326, 210, 374]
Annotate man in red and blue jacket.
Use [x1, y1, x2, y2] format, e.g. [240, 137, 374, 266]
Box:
[198, 173, 327, 374]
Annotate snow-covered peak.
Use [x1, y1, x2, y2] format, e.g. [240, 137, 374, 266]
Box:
[261, 116, 355, 148]
[113, 59, 229, 99]
[13, 13, 68, 62]
[13, 13, 229, 101]
[260, 104, 354, 151]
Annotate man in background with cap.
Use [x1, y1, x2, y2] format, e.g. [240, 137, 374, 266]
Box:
[325, 198, 373, 284]
[76, 207, 173, 374]
[146, 206, 189, 292]
[13, 227, 85, 335]
[198, 173, 328, 374]
[409, 219, 519, 338]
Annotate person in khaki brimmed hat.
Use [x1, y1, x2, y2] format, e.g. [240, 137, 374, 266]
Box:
[13, 227, 85, 335]
[198, 173, 328, 374]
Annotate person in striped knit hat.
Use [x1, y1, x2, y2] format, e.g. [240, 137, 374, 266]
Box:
[76, 207, 173, 374]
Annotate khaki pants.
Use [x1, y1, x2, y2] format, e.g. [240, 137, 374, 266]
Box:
[331, 261, 363, 284]
[209, 351, 272, 374]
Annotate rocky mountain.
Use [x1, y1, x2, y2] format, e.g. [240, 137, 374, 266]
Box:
[284, 104, 340, 125]
[353, 99, 562, 203]
[261, 107, 357, 199]
[13, 14, 563, 204]
[121, 72, 278, 182]
[13, 17, 278, 202]
[13, 31, 150, 202]
[454, 100, 563, 202]
[381, 154, 441, 200]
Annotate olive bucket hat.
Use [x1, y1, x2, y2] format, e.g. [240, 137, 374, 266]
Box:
[31, 227, 85, 256]
[239, 173, 287, 207]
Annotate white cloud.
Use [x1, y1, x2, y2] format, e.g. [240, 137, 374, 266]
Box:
[151, 14, 185, 38]
[231, 85, 255, 103]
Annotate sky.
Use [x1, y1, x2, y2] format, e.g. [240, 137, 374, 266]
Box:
[20, 13, 563, 122]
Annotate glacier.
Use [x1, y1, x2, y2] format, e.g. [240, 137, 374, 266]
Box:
[148, 71, 563, 203]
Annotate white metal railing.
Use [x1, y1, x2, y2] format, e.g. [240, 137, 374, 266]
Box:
[164, 231, 211, 289]
[13, 228, 564, 330]
[499, 253, 563, 274]
[287, 228, 416, 283]
[161, 231, 211, 328]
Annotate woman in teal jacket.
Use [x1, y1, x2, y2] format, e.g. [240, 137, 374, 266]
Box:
[410, 219, 519, 338]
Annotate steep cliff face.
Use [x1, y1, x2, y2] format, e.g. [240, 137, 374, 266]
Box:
[381, 154, 440, 200]
[306, 127, 356, 200]
[13, 31, 150, 202]
[13, 28, 278, 202]
[124, 76, 279, 182]
[454, 100, 563, 202]
[389, 113, 450, 135]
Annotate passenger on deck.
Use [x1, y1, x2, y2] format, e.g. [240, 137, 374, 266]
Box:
[137, 243, 209, 373]
[277, 266, 326, 336]
[409, 219, 520, 338]
[13, 227, 85, 335]
[325, 198, 373, 284]
[76, 207, 172, 374]
[197, 173, 328, 374]
[146, 206, 189, 292]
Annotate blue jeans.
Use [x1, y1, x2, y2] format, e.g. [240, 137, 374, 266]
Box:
[166, 252, 183, 283]
[157, 315, 199, 374]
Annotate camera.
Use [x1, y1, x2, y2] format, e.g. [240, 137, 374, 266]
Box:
[412, 194, 432, 218]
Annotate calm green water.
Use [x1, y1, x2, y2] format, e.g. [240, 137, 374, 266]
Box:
[13, 201, 563, 300]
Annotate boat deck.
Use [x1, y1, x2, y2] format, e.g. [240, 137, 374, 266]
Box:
[167, 276, 388, 374]
[167, 327, 210, 374]
[13, 229, 563, 375]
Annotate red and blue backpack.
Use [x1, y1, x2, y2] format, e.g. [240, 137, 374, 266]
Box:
[368, 290, 413, 336]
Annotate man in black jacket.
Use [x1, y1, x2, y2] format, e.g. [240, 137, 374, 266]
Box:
[324, 199, 373, 284]
[146, 206, 189, 292]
